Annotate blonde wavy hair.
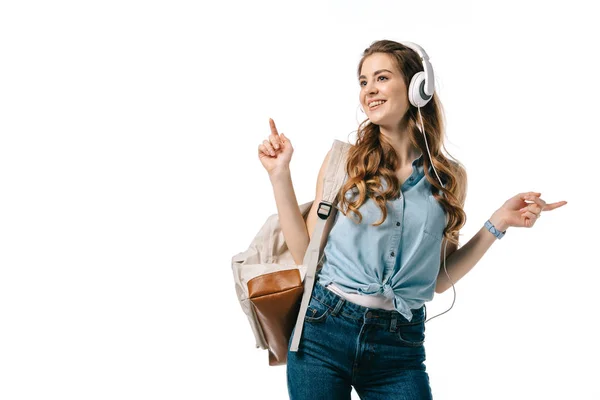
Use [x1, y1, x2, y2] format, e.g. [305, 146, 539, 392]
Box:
[338, 40, 467, 246]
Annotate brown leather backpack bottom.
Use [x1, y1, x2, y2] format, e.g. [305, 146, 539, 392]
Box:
[248, 269, 304, 366]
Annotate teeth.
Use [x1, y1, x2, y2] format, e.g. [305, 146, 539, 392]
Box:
[369, 100, 386, 108]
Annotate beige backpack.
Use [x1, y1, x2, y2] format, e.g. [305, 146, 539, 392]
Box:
[231, 139, 351, 366]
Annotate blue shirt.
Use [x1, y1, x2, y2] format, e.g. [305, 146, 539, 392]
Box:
[317, 153, 447, 321]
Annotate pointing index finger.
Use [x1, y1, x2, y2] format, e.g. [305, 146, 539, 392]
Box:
[544, 201, 568, 211]
[269, 118, 279, 136]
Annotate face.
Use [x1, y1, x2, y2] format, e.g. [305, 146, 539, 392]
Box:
[358, 53, 410, 129]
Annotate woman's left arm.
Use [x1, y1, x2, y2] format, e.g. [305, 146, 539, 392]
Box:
[435, 191, 568, 294]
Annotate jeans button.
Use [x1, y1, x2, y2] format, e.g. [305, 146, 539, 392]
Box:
[366, 311, 373, 318]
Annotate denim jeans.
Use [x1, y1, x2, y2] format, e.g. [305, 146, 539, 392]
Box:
[287, 282, 433, 400]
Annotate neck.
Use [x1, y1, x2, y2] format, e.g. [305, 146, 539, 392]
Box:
[379, 126, 422, 168]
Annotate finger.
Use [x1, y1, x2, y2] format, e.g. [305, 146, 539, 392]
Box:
[521, 211, 537, 227]
[258, 144, 271, 157]
[258, 144, 275, 157]
[262, 140, 276, 156]
[269, 118, 279, 137]
[269, 119, 283, 150]
[521, 210, 538, 220]
[525, 217, 535, 227]
[270, 133, 282, 150]
[526, 194, 547, 209]
[258, 144, 268, 157]
[519, 203, 541, 214]
[522, 192, 544, 204]
[520, 194, 546, 213]
[543, 201, 568, 211]
[520, 192, 541, 200]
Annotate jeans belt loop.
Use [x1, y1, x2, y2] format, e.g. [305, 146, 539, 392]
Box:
[389, 316, 397, 332]
[332, 297, 345, 316]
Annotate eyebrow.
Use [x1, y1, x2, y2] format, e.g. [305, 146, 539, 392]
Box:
[358, 69, 393, 80]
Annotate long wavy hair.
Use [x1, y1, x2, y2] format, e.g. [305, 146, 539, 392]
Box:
[338, 40, 467, 246]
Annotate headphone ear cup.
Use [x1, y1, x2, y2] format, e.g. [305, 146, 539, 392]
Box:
[408, 71, 432, 108]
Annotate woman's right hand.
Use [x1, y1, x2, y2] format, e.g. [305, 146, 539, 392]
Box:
[258, 118, 294, 176]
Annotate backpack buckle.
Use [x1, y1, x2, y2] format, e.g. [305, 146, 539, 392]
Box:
[317, 202, 332, 220]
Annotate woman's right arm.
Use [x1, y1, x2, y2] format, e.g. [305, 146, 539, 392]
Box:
[268, 149, 331, 266]
[258, 118, 331, 265]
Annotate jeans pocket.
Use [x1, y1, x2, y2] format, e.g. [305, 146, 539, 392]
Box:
[396, 320, 425, 347]
[304, 297, 331, 323]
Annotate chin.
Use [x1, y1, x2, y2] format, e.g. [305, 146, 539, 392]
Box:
[367, 112, 384, 123]
[368, 115, 394, 128]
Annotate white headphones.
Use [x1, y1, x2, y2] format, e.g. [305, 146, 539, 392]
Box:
[358, 41, 435, 111]
[399, 41, 435, 108]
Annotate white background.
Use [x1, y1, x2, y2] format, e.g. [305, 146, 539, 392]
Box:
[0, 0, 597, 399]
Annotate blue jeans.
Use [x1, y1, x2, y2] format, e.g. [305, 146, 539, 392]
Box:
[287, 282, 433, 400]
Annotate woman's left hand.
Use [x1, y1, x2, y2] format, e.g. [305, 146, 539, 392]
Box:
[496, 191, 567, 229]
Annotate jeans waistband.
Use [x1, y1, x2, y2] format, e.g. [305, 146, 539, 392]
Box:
[311, 281, 426, 325]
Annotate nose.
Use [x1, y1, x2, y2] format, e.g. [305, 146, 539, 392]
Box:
[362, 81, 378, 105]
[365, 79, 378, 94]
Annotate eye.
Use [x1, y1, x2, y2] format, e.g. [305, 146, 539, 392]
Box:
[359, 76, 388, 87]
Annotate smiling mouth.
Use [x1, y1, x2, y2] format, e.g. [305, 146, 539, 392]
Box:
[368, 100, 386, 110]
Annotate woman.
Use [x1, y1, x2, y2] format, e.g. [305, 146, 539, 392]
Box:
[257, 40, 567, 399]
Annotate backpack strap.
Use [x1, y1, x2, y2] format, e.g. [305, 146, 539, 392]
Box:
[289, 139, 352, 352]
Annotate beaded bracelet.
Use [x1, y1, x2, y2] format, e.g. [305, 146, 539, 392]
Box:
[484, 219, 507, 240]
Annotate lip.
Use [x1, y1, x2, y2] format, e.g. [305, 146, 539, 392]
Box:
[367, 99, 386, 109]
